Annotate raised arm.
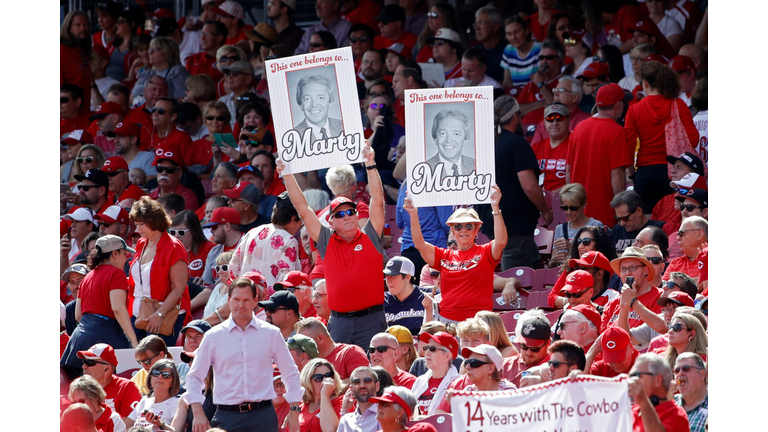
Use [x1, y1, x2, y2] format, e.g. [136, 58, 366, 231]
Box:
[403, 195, 436, 267]
[277, 160, 323, 242]
[489, 185, 508, 261]
[364, 142, 385, 238]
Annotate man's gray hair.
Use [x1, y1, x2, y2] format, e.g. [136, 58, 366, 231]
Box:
[682, 215, 708, 238]
[635, 353, 674, 392]
[558, 75, 583, 104]
[675, 352, 706, 371]
[475, 5, 502, 27]
[561, 309, 598, 332]
[381, 385, 417, 423]
[325, 165, 357, 196]
[304, 188, 330, 212]
[431, 109, 469, 140]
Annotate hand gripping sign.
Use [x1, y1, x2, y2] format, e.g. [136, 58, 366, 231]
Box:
[451, 374, 632, 432]
[405, 86, 495, 207]
[266, 47, 364, 174]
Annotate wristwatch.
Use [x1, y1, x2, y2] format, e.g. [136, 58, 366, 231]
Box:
[536, 81, 544, 89]
[629, 298, 638, 309]
[290, 406, 301, 413]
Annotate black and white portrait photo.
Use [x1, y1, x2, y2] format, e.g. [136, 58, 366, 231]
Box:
[425, 103, 476, 179]
[287, 65, 344, 142]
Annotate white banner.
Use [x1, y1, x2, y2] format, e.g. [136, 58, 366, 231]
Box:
[265, 47, 364, 174]
[404, 86, 495, 207]
[451, 375, 632, 432]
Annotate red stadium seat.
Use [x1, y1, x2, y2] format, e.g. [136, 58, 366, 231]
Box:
[496, 266, 534, 288]
[491, 289, 529, 311]
[534, 227, 554, 255]
[532, 267, 561, 291]
[500, 310, 524, 335]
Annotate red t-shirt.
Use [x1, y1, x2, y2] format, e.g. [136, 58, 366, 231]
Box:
[590, 348, 638, 378]
[325, 343, 371, 381]
[394, 368, 417, 389]
[433, 242, 499, 321]
[697, 247, 708, 283]
[567, 117, 633, 228]
[415, 45, 433, 63]
[394, 99, 405, 127]
[374, 32, 418, 55]
[189, 241, 216, 279]
[185, 52, 223, 82]
[265, 173, 287, 196]
[124, 107, 154, 152]
[150, 183, 200, 211]
[61, 44, 92, 115]
[118, 183, 147, 203]
[444, 62, 462, 80]
[662, 253, 702, 281]
[532, 136, 570, 192]
[94, 404, 121, 432]
[299, 396, 343, 432]
[416, 377, 443, 414]
[342, 0, 382, 32]
[500, 353, 550, 388]
[631, 400, 690, 432]
[149, 129, 193, 157]
[601, 287, 663, 333]
[60, 332, 70, 358]
[61, 113, 92, 136]
[528, 10, 564, 42]
[103, 375, 142, 418]
[517, 78, 560, 127]
[186, 137, 214, 168]
[651, 194, 680, 236]
[624, 95, 699, 167]
[78, 264, 129, 318]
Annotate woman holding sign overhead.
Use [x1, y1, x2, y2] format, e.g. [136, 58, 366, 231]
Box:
[403, 186, 507, 324]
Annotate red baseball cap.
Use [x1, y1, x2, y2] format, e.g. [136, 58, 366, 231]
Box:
[114, 122, 142, 137]
[657, 291, 694, 308]
[568, 251, 613, 274]
[596, 83, 629, 106]
[76, 343, 118, 367]
[202, 207, 241, 228]
[328, 197, 357, 220]
[242, 271, 268, 288]
[644, 54, 667, 64]
[570, 304, 602, 330]
[669, 55, 695, 73]
[102, 157, 129, 173]
[369, 389, 413, 419]
[577, 62, 609, 79]
[418, 331, 459, 359]
[274, 271, 312, 291]
[565, 28, 593, 50]
[561, 270, 594, 294]
[89, 101, 125, 120]
[152, 147, 185, 168]
[150, 8, 175, 19]
[625, 19, 654, 36]
[601, 327, 631, 363]
[62, 130, 94, 146]
[95, 205, 130, 225]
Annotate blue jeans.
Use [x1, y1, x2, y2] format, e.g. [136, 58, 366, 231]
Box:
[211, 403, 278, 432]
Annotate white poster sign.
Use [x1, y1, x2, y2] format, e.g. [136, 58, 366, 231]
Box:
[419, 62, 446, 88]
[265, 47, 364, 174]
[405, 86, 495, 207]
[451, 375, 632, 432]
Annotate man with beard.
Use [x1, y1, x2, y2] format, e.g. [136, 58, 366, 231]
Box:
[338, 366, 381, 432]
[202, 207, 244, 287]
[349, 24, 375, 72]
[61, 10, 93, 115]
[102, 157, 146, 209]
[110, 122, 156, 181]
[259, 291, 302, 339]
[267, 0, 304, 54]
[357, 49, 386, 99]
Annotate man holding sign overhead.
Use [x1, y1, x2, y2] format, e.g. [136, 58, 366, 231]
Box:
[278, 142, 387, 351]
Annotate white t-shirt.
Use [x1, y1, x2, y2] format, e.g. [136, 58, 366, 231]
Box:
[656, 14, 683, 39]
[129, 396, 179, 431]
[131, 260, 153, 316]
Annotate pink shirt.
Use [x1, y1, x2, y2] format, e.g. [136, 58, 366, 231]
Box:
[186, 314, 304, 405]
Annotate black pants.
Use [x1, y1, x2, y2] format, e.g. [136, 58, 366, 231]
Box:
[401, 246, 428, 277]
[211, 404, 278, 432]
[633, 164, 673, 213]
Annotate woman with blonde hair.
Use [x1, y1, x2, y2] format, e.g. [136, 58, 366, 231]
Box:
[183, 75, 217, 110]
[549, 182, 604, 267]
[132, 37, 190, 100]
[475, 310, 518, 357]
[214, 45, 247, 98]
[298, 358, 344, 432]
[662, 312, 707, 369]
[70, 144, 106, 183]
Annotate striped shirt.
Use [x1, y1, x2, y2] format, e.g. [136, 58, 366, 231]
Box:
[501, 42, 542, 87]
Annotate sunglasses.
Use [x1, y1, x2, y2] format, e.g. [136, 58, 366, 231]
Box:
[137, 352, 162, 366]
[83, 359, 110, 367]
[265, 55, 278, 60]
[105, 131, 118, 139]
[282, 286, 305, 294]
[150, 370, 173, 379]
[665, 281, 681, 290]
[560, 204, 580, 211]
[223, 70, 246, 77]
[332, 209, 357, 219]
[78, 184, 100, 191]
[519, 343, 545, 353]
[423, 345, 449, 353]
[648, 257, 664, 265]
[351, 377, 374, 385]
[670, 323, 689, 333]
[427, 12, 439, 18]
[551, 88, 573, 94]
[206, 115, 226, 122]
[236, 95, 252, 102]
[680, 204, 704, 212]
[545, 115, 567, 123]
[548, 360, 571, 368]
[677, 228, 702, 237]
[243, 140, 261, 148]
[464, 358, 490, 369]
[311, 371, 334, 383]
[219, 55, 240, 62]
[451, 223, 475, 231]
[575, 238, 593, 246]
[265, 306, 291, 314]
[309, 42, 325, 48]
[76, 156, 95, 164]
[156, 166, 178, 174]
[447, 240, 457, 247]
[675, 187, 691, 195]
[151, 107, 167, 115]
[674, 365, 702, 374]
[368, 345, 393, 354]
[430, 271, 440, 278]
[168, 229, 188, 237]
[614, 214, 632, 222]
[564, 291, 586, 299]
[349, 36, 369, 43]
[369, 103, 388, 110]
[539, 54, 559, 61]
[61, 96, 71, 103]
[629, 371, 654, 378]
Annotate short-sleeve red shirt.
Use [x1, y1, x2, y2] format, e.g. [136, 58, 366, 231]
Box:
[185, 52, 223, 82]
[103, 375, 142, 418]
[433, 242, 499, 321]
[78, 264, 129, 318]
[188, 241, 216, 279]
[532, 136, 570, 192]
[601, 287, 663, 333]
[517, 78, 560, 127]
[631, 400, 690, 432]
[325, 343, 371, 381]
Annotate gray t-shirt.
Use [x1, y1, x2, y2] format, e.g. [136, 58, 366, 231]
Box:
[129, 151, 157, 177]
[553, 218, 605, 241]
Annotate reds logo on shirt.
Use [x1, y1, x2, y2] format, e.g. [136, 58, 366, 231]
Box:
[189, 259, 204, 271]
[354, 244, 363, 251]
[441, 257, 480, 272]
[698, 261, 704, 269]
